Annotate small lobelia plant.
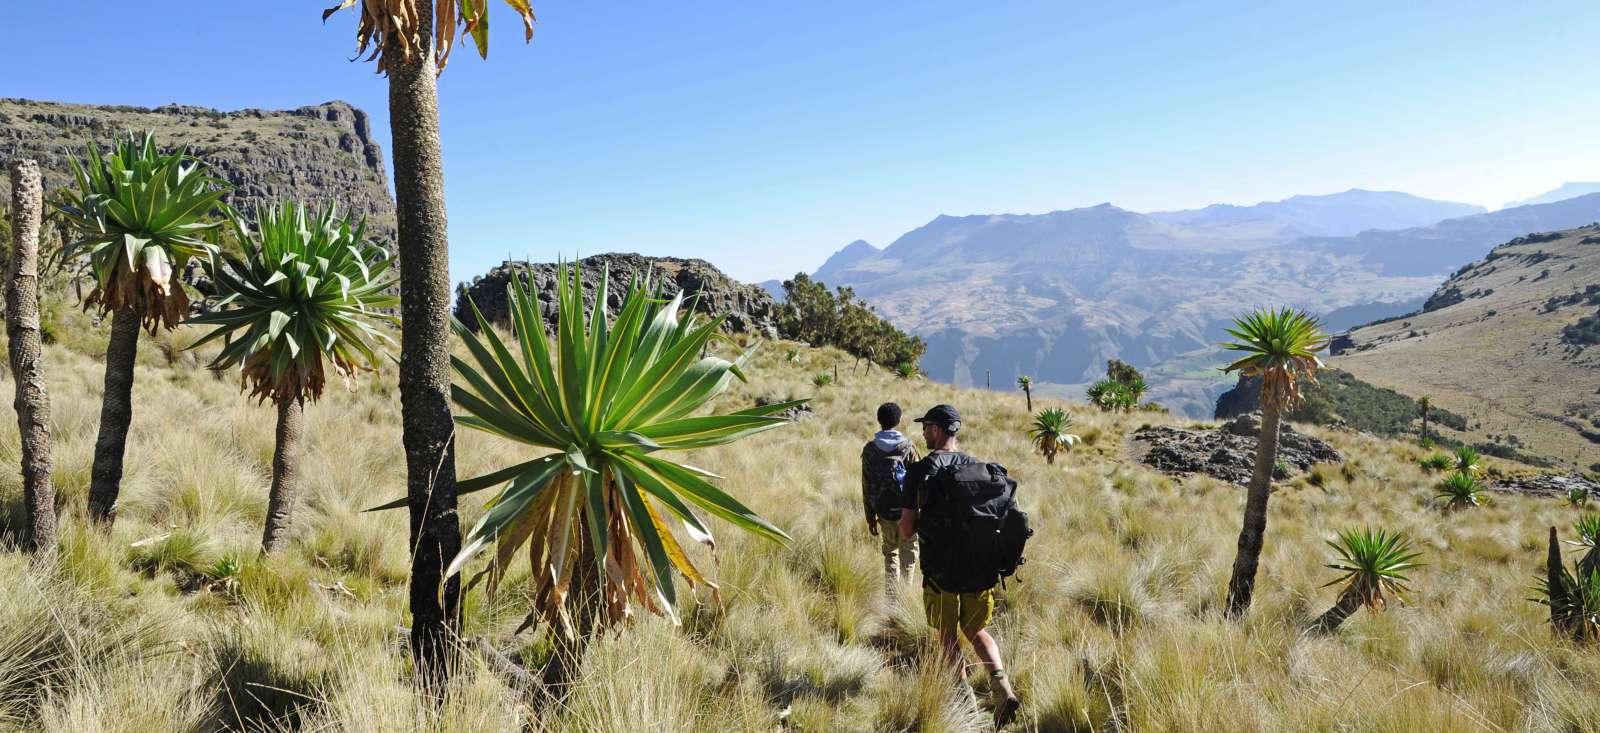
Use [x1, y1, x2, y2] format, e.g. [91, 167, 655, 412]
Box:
[894, 361, 918, 380]
[1418, 453, 1453, 473]
[1568, 486, 1591, 509]
[1575, 514, 1600, 572]
[1312, 527, 1424, 632]
[1453, 445, 1483, 476]
[419, 264, 802, 682]
[1436, 471, 1486, 510]
[191, 203, 398, 554]
[813, 372, 834, 387]
[1534, 523, 1600, 642]
[1028, 407, 1081, 466]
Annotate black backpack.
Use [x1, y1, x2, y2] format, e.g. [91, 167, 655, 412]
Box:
[863, 442, 911, 517]
[919, 462, 1033, 593]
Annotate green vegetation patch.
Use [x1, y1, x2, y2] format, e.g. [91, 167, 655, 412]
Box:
[1288, 370, 1467, 437]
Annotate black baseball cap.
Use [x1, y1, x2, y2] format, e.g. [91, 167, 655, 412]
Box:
[913, 404, 961, 432]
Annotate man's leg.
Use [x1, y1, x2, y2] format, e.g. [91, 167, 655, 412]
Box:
[964, 628, 1019, 702]
[879, 519, 901, 586]
[898, 534, 918, 579]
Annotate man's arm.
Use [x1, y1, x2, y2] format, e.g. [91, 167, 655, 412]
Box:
[898, 457, 922, 538]
[861, 446, 878, 535]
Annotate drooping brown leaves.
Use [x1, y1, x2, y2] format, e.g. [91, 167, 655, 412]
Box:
[322, 0, 535, 75]
[84, 256, 189, 335]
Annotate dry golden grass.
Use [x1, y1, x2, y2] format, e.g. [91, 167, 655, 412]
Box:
[0, 305, 1597, 732]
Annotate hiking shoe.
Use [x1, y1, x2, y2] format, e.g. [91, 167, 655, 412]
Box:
[993, 696, 1020, 729]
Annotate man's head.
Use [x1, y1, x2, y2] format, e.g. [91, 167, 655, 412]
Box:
[876, 402, 902, 430]
[914, 404, 962, 449]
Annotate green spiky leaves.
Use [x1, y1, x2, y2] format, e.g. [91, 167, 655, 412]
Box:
[54, 131, 229, 332]
[188, 203, 398, 404]
[1436, 471, 1485, 510]
[1220, 307, 1330, 412]
[1323, 527, 1424, 613]
[1028, 407, 1080, 465]
[431, 264, 800, 633]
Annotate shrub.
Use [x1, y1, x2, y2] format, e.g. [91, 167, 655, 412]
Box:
[1436, 472, 1485, 510]
[1418, 454, 1453, 473]
[812, 372, 833, 387]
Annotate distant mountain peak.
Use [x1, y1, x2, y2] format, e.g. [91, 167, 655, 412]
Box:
[1503, 182, 1600, 210]
[1149, 189, 1484, 237]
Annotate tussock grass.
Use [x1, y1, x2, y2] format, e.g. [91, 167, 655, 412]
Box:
[0, 305, 1595, 731]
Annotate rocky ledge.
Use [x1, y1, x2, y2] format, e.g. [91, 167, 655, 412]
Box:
[455, 253, 780, 338]
[1132, 413, 1343, 485]
[1492, 473, 1599, 497]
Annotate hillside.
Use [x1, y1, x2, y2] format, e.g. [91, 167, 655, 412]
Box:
[0, 98, 395, 243]
[1332, 225, 1600, 470]
[1, 279, 1597, 731]
[815, 194, 1600, 417]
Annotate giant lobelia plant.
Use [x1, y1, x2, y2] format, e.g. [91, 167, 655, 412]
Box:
[55, 132, 229, 523]
[191, 203, 398, 554]
[406, 265, 804, 644]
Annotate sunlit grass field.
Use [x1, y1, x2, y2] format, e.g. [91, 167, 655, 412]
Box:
[1, 304, 1597, 732]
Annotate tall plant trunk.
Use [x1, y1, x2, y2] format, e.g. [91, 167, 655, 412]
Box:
[1225, 406, 1282, 618]
[387, 10, 463, 690]
[1311, 584, 1364, 633]
[543, 524, 601, 696]
[1024, 387, 1032, 412]
[260, 396, 305, 555]
[1421, 412, 1428, 443]
[8, 160, 56, 553]
[87, 307, 140, 524]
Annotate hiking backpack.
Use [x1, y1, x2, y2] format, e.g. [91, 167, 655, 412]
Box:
[863, 442, 912, 517]
[919, 462, 1034, 593]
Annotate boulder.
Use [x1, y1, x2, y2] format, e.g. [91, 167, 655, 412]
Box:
[1132, 415, 1342, 485]
[457, 253, 779, 339]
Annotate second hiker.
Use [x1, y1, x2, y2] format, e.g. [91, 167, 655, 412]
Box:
[862, 402, 919, 590]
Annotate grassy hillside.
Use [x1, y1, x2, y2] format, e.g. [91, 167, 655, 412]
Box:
[1, 302, 1598, 732]
[1334, 226, 1600, 471]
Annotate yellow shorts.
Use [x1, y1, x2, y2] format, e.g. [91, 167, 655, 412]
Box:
[923, 586, 995, 636]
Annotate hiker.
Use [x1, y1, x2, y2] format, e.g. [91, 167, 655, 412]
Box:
[898, 404, 1023, 727]
[862, 402, 919, 590]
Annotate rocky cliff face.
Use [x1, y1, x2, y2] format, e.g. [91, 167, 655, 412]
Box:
[457, 253, 779, 338]
[0, 98, 395, 246]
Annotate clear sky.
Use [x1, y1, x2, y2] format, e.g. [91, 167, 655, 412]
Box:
[5, 2, 1598, 283]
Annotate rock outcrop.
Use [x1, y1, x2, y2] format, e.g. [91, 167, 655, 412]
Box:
[1492, 473, 1600, 498]
[456, 253, 779, 338]
[1132, 413, 1342, 485]
[0, 98, 395, 248]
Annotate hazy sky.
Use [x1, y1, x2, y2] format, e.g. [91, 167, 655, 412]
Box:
[5, 2, 1598, 283]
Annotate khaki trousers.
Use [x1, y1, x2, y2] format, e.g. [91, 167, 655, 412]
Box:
[878, 518, 918, 588]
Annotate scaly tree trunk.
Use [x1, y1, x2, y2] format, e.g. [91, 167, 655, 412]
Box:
[1225, 407, 1282, 618]
[87, 307, 140, 524]
[8, 160, 56, 553]
[260, 395, 305, 555]
[1024, 386, 1032, 412]
[1420, 410, 1428, 444]
[387, 7, 463, 690]
[542, 519, 601, 697]
[1311, 584, 1364, 633]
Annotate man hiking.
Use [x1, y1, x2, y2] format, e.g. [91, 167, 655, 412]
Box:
[898, 404, 1022, 727]
[862, 402, 919, 590]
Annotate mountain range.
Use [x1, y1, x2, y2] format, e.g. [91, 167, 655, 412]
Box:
[806, 188, 1600, 417]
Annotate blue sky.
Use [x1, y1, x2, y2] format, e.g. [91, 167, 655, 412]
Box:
[5, 2, 1598, 283]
